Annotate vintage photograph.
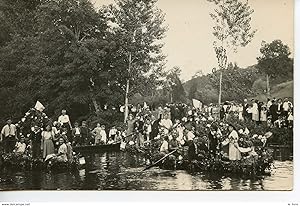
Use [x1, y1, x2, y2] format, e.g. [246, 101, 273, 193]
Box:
[0, 0, 293, 191]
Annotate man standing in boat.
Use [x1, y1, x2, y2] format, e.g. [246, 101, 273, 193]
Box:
[80, 121, 90, 145]
[58, 109, 72, 130]
[1, 119, 17, 153]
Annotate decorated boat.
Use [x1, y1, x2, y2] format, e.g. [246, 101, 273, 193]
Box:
[143, 145, 274, 176]
[0, 152, 85, 172]
[73, 143, 121, 153]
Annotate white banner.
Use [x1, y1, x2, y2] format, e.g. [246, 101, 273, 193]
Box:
[192, 99, 202, 109]
[34, 101, 45, 112]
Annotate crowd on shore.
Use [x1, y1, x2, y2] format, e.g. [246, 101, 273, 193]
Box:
[0, 97, 293, 163]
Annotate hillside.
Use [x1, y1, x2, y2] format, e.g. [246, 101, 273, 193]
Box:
[183, 65, 260, 104]
[183, 64, 293, 104]
[253, 80, 293, 101]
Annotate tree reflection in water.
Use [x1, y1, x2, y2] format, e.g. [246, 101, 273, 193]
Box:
[0, 152, 293, 191]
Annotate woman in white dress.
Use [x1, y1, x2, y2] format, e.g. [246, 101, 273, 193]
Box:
[260, 106, 267, 124]
[92, 123, 102, 145]
[252, 100, 259, 122]
[238, 104, 244, 121]
[41, 125, 55, 159]
[222, 124, 241, 161]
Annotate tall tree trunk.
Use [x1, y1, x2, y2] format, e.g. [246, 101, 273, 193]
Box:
[218, 71, 222, 106]
[266, 74, 270, 97]
[124, 52, 132, 123]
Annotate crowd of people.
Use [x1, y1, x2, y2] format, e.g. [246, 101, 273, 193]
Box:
[0, 96, 293, 164]
[209, 97, 293, 128]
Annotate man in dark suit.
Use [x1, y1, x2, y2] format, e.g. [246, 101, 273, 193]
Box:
[269, 100, 278, 124]
[242, 99, 250, 121]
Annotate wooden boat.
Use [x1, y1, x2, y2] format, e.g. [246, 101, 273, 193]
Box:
[73, 143, 121, 153]
[0, 153, 83, 172]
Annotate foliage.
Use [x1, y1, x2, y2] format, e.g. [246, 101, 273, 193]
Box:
[208, 0, 256, 104]
[101, 0, 167, 98]
[166, 67, 186, 103]
[0, 0, 167, 126]
[0, 153, 80, 171]
[184, 65, 260, 104]
[252, 78, 267, 95]
[257, 40, 293, 80]
[209, 0, 256, 70]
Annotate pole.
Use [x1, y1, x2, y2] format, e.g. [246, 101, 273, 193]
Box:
[266, 74, 270, 97]
[218, 70, 222, 106]
[124, 52, 132, 123]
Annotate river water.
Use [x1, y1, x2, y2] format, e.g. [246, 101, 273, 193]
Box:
[0, 152, 293, 191]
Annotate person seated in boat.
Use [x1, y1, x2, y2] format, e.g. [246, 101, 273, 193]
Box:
[144, 118, 152, 142]
[168, 134, 179, 152]
[65, 138, 74, 163]
[56, 137, 68, 162]
[107, 137, 115, 144]
[159, 113, 173, 134]
[114, 130, 122, 143]
[72, 122, 82, 146]
[187, 136, 198, 161]
[109, 126, 117, 142]
[159, 136, 169, 155]
[185, 125, 195, 146]
[14, 137, 26, 155]
[195, 136, 209, 157]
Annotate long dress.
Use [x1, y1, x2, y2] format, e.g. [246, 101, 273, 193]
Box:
[252, 103, 259, 121]
[228, 130, 241, 160]
[92, 127, 102, 144]
[57, 143, 68, 162]
[238, 106, 244, 121]
[222, 130, 241, 161]
[42, 131, 55, 159]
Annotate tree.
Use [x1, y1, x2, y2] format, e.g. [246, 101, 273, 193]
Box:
[102, 0, 167, 122]
[0, 0, 120, 125]
[166, 67, 186, 103]
[188, 81, 198, 100]
[208, 0, 256, 105]
[192, 69, 204, 79]
[257, 39, 293, 80]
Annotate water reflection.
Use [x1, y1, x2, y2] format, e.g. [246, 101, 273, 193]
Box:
[0, 152, 293, 191]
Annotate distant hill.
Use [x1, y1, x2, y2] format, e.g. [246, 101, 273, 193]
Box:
[253, 80, 293, 101]
[183, 64, 293, 104]
[183, 65, 260, 104]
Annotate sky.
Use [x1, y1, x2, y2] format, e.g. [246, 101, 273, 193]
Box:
[92, 0, 294, 81]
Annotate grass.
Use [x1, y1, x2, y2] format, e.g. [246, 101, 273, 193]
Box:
[253, 80, 293, 101]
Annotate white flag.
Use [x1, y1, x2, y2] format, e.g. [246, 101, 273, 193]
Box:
[34, 101, 45, 112]
[192, 99, 202, 109]
[143, 102, 148, 108]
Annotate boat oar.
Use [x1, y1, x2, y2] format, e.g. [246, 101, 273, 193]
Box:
[142, 149, 177, 171]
